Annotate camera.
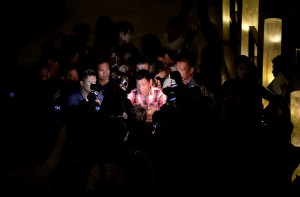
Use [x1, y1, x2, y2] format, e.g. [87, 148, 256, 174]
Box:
[119, 76, 129, 91]
[163, 71, 181, 103]
[79, 84, 101, 112]
[87, 83, 99, 102]
[163, 87, 177, 103]
[111, 71, 129, 92]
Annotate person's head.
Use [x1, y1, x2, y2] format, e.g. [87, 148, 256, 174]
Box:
[39, 66, 52, 81]
[140, 33, 162, 59]
[64, 47, 81, 64]
[135, 69, 152, 97]
[113, 20, 134, 45]
[233, 55, 255, 80]
[62, 63, 79, 82]
[119, 45, 140, 68]
[176, 50, 195, 84]
[60, 34, 81, 52]
[95, 57, 111, 83]
[181, 17, 201, 40]
[79, 68, 97, 94]
[73, 22, 92, 45]
[94, 15, 114, 37]
[156, 47, 176, 69]
[166, 15, 185, 41]
[37, 48, 61, 81]
[135, 53, 152, 72]
[272, 54, 294, 80]
[130, 104, 147, 123]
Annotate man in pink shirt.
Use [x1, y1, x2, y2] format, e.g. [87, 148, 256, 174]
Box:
[127, 69, 167, 122]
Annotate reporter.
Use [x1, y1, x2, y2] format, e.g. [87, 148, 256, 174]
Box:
[67, 68, 104, 107]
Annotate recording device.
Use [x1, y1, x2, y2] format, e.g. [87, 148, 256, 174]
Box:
[83, 83, 101, 111]
[151, 122, 159, 134]
[87, 83, 99, 102]
[100, 72, 131, 119]
[54, 105, 61, 112]
[155, 75, 165, 88]
[162, 71, 182, 103]
[119, 76, 129, 91]
[111, 71, 129, 92]
[151, 72, 184, 138]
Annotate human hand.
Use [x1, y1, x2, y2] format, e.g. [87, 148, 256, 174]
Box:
[118, 64, 129, 73]
[200, 85, 210, 97]
[94, 99, 101, 106]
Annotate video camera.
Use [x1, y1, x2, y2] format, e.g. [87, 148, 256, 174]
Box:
[87, 83, 99, 102]
[162, 71, 182, 104]
[84, 83, 100, 111]
[111, 71, 129, 92]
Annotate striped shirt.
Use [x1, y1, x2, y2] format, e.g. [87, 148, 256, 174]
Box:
[127, 86, 167, 110]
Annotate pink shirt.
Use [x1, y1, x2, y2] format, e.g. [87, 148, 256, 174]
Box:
[127, 86, 167, 110]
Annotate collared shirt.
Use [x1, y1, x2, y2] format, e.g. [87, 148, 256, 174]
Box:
[127, 86, 167, 110]
[67, 89, 104, 106]
[96, 79, 114, 93]
[186, 77, 197, 88]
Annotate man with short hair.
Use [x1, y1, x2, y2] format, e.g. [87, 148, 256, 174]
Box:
[67, 68, 104, 107]
[127, 69, 167, 122]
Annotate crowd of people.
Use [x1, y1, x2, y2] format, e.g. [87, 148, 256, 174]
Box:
[1, 5, 300, 196]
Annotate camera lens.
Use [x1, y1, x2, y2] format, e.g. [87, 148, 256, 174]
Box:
[90, 84, 97, 91]
[87, 91, 98, 102]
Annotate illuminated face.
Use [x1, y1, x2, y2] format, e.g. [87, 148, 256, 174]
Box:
[70, 52, 80, 63]
[96, 62, 110, 81]
[66, 69, 79, 81]
[136, 63, 151, 71]
[156, 55, 169, 68]
[136, 78, 152, 97]
[81, 75, 97, 93]
[120, 30, 133, 44]
[40, 67, 52, 81]
[176, 61, 193, 84]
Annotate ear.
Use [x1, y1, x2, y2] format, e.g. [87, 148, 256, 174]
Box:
[165, 53, 170, 60]
[119, 32, 124, 38]
[149, 79, 153, 86]
[189, 67, 194, 75]
[80, 80, 84, 87]
[149, 64, 153, 72]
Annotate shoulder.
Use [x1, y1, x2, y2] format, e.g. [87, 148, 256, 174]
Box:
[97, 92, 104, 100]
[151, 86, 164, 93]
[222, 79, 235, 88]
[68, 90, 82, 99]
[67, 90, 83, 105]
[127, 88, 138, 97]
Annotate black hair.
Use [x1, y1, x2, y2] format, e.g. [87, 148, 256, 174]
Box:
[130, 104, 147, 122]
[113, 20, 134, 39]
[135, 69, 152, 82]
[176, 49, 196, 67]
[73, 22, 92, 36]
[94, 56, 110, 66]
[168, 15, 186, 32]
[135, 53, 152, 66]
[272, 54, 294, 80]
[94, 15, 114, 36]
[80, 68, 96, 81]
[233, 55, 253, 68]
[140, 33, 162, 58]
